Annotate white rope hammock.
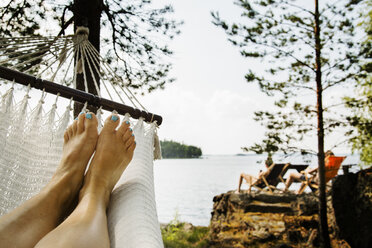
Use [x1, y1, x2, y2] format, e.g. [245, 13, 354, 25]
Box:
[0, 27, 164, 248]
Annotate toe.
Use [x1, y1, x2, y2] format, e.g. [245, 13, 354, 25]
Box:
[127, 139, 136, 152]
[117, 120, 131, 136]
[72, 119, 78, 135]
[67, 125, 73, 138]
[64, 131, 69, 143]
[84, 112, 98, 131]
[123, 132, 135, 149]
[102, 114, 120, 132]
[77, 112, 86, 133]
[122, 126, 134, 142]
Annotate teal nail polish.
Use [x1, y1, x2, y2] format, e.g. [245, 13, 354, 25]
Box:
[79, 112, 84, 115]
[130, 128, 133, 132]
[125, 121, 129, 124]
[111, 115, 119, 122]
[131, 133, 134, 136]
[75, 117, 78, 120]
[86, 113, 92, 119]
[134, 141, 136, 144]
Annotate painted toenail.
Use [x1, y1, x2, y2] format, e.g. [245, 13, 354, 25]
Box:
[132, 133, 134, 136]
[80, 112, 84, 115]
[111, 115, 119, 121]
[75, 117, 78, 120]
[130, 128, 133, 132]
[86, 113, 92, 119]
[125, 121, 129, 124]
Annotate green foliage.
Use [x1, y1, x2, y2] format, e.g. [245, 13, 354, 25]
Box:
[0, 0, 182, 94]
[345, 2, 372, 166]
[161, 140, 202, 159]
[161, 218, 209, 248]
[212, 0, 368, 156]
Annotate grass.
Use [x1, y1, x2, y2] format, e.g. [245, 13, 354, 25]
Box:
[161, 218, 210, 248]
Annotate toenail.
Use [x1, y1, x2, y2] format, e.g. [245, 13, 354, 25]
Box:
[75, 117, 78, 120]
[111, 115, 119, 122]
[79, 112, 84, 115]
[131, 133, 134, 136]
[86, 113, 92, 119]
[130, 128, 133, 132]
[125, 121, 129, 124]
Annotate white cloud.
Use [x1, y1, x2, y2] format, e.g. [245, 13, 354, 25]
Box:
[141, 85, 267, 154]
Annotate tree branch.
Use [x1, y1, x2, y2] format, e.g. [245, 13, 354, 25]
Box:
[282, 1, 315, 16]
[0, 1, 13, 19]
[255, 41, 315, 72]
[58, 16, 73, 36]
[322, 57, 350, 72]
[323, 73, 355, 90]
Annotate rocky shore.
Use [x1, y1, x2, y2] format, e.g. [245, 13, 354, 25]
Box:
[160, 169, 371, 248]
[210, 191, 323, 247]
[207, 169, 372, 248]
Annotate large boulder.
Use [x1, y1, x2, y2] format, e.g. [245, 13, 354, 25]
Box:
[209, 191, 320, 248]
[209, 169, 372, 248]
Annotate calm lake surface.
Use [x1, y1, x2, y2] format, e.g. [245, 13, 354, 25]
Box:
[153, 154, 359, 226]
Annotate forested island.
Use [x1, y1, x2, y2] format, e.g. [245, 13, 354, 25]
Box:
[160, 140, 202, 158]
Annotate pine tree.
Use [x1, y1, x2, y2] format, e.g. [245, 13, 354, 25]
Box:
[212, 0, 368, 246]
[345, 1, 372, 166]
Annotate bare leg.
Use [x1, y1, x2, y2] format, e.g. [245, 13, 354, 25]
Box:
[35, 114, 135, 248]
[0, 113, 98, 248]
[284, 172, 302, 191]
[296, 182, 308, 194]
[236, 173, 257, 194]
[236, 173, 244, 193]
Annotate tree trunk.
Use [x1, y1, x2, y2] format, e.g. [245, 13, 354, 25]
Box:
[314, 0, 331, 247]
[73, 0, 102, 117]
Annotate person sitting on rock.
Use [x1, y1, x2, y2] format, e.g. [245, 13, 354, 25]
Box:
[236, 155, 274, 194]
[284, 150, 334, 194]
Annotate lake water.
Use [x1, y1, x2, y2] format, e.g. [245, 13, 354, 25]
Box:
[153, 154, 359, 226]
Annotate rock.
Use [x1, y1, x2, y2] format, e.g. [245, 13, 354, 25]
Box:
[332, 168, 372, 248]
[209, 170, 371, 247]
[183, 222, 194, 232]
[210, 191, 321, 247]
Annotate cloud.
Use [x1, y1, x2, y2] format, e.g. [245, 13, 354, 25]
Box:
[141, 86, 267, 154]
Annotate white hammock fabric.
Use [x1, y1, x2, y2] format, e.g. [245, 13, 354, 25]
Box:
[0, 88, 163, 247]
[0, 29, 164, 248]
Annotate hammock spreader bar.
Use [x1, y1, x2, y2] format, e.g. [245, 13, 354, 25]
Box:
[0, 65, 163, 125]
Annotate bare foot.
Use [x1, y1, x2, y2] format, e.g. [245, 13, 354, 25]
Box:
[79, 114, 136, 207]
[46, 112, 98, 206]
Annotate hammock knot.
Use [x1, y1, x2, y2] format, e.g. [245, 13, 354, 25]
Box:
[74, 26, 89, 44]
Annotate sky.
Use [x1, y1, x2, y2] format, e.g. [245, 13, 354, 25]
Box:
[0, 0, 358, 156]
[139, 0, 360, 155]
[139, 0, 340, 155]
[140, 0, 274, 155]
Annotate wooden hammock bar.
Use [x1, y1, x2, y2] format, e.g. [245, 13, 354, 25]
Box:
[0, 65, 162, 125]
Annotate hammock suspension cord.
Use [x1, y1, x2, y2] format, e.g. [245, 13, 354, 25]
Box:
[0, 27, 162, 125]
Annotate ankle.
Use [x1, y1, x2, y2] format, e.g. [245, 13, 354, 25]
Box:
[41, 176, 79, 213]
[79, 181, 112, 208]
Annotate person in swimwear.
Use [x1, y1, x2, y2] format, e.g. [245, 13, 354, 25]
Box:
[236, 155, 274, 193]
[284, 150, 334, 194]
